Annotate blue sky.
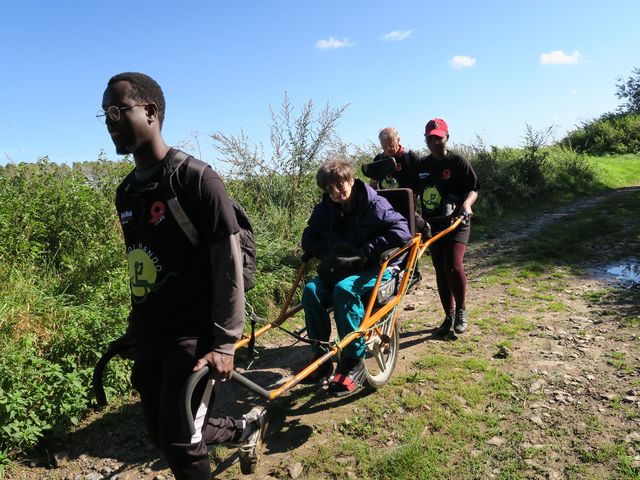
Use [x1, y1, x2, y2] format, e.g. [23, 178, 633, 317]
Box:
[1, 0, 639, 167]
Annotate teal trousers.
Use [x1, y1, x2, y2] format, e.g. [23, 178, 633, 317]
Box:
[302, 268, 391, 359]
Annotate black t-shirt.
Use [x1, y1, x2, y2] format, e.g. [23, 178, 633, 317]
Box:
[415, 151, 478, 216]
[115, 149, 239, 348]
[415, 151, 479, 242]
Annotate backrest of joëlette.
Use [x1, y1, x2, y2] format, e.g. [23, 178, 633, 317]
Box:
[167, 150, 256, 291]
[361, 156, 397, 181]
[376, 188, 416, 237]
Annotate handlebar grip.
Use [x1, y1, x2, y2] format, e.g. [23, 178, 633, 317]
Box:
[379, 247, 400, 264]
[181, 366, 211, 437]
[92, 344, 130, 408]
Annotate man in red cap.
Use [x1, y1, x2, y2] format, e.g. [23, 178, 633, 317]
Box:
[417, 118, 479, 335]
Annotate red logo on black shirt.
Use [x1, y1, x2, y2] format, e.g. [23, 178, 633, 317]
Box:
[442, 169, 452, 180]
[150, 201, 166, 225]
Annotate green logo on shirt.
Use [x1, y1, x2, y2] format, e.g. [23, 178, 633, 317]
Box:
[128, 248, 159, 299]
[421, 187, 441, 214]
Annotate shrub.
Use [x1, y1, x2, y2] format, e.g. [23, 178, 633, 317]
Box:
[0, 336, 91, 452]
[467, 142, 598, 218]
[0, 158, 130, 296]
[562, 112, 640, 155]
[0, 160, 320, 454]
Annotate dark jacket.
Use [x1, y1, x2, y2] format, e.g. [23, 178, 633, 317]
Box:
[301, 179, 411, 264]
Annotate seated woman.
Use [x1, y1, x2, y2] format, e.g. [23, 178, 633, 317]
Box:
[301, 157, 411, 394]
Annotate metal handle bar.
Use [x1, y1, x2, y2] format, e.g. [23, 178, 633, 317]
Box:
[181, 366, 271, 436]
[92, 344, 130, 408]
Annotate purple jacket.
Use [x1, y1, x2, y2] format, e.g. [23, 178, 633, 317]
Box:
[301, 179, 411, 264]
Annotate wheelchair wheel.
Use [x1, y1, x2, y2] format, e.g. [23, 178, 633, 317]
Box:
[361, 313, 399, 389]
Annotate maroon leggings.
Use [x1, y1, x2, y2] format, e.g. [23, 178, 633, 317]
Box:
[429, 240, 467, 316]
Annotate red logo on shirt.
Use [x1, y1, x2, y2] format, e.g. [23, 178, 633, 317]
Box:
[150, 201, 166, 225]
[442, 169, 452, 180]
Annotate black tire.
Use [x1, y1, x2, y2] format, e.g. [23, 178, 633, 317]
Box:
[361, 314, 399, 389]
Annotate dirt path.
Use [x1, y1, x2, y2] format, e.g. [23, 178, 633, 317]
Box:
[6, 188, 640, 480]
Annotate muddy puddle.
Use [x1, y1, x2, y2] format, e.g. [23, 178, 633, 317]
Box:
[596, 257, 640, 288]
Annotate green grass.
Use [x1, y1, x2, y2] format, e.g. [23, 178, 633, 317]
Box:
[607, 351, 635, 374]
[589, 154, 640, 188]
[498, 316, 535, 337]
[583, 287, 640, 328]
[296, 351, 520, 479]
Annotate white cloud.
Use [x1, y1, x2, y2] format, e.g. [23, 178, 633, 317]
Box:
[449, 55, 476, 69]
[383, 30, 413, 42]
[540, 50, 581, 65]
[315, 37, 355, 49]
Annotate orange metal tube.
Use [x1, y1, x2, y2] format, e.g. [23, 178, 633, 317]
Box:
[233, 220, 465, 400]
[234, 261, 308, 349]
[418, 216, 463, 260]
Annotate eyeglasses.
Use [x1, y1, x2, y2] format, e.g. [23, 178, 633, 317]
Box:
[96, 104, 149, 124]
[326, 181, 347, 194]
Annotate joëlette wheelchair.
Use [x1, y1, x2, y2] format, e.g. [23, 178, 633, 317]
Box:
[93, 155, 464, 437]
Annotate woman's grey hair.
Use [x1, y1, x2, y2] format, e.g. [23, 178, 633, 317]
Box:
[316, 157, 355, 190]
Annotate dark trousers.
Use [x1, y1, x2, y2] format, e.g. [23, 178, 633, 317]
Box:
[131, 339, 242, 480]
[430, 240, 468, 315]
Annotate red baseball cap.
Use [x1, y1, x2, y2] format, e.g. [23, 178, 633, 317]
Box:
[424, 118, 448, 138]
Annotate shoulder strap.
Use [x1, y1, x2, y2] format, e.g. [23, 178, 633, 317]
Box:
[165, 150, 207, 246]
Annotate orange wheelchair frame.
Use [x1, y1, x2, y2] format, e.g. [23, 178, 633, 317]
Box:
[93, 189, 464, 438]
[214, 216, 462, 401]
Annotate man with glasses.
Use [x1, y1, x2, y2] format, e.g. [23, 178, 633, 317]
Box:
[100, 72, 266, 478]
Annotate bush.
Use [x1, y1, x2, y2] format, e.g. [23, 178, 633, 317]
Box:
[0, 160, 321, 454]
[227, 172, 319, 317]
[0, 158, 131, 296]
[467, 142, 598, 218]
[0, 259, 131, 455]
[562, 112, 640, 155]
[0, 336, 91, 451]
[0, 159, 134, 454]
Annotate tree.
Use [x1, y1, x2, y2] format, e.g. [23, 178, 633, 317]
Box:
[211, 92, 349, 224]
[615, 66, 640, 113]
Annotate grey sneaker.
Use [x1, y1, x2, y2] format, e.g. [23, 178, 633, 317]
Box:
[454, 309, 468, 334]
[237, 406, 268, 474]
[436, 314, 453, 335]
